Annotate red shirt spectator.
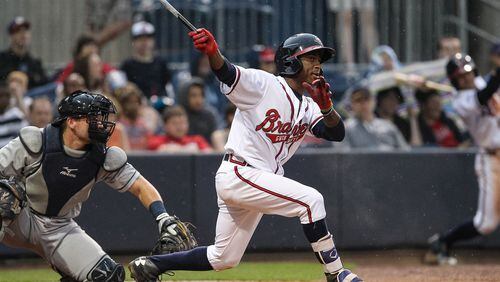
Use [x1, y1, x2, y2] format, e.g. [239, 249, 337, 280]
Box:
[148, 135, 210, 151]
[56, 35, 114, 84]
[429, 120, 460, 147]
[57, 61, 114, 84]
[147, 105, 212, 153]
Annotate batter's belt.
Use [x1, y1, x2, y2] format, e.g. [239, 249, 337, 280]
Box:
[223, 154, 253, 168]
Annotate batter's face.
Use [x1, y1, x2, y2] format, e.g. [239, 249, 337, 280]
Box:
[298, 52, 322, 84]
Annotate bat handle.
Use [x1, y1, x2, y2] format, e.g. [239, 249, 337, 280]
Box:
[178, 13, 197, 32]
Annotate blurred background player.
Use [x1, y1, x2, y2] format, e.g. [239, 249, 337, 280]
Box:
[129, 27, 361, 282]
[425, 53, 500, 265]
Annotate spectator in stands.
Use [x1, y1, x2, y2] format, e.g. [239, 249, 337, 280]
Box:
[258, 47, 277, 75]
[56, 35, 114, 84]
[342, 87, 409, 150]
[211, 103, 237, 152]
[28, 96, 53, 128]
[121, 21, 173, 101]
[116, 83, 154, 151]
[73, 53, 105, 92]
[7, 71, 29, 115]
[415, 88, 468, 147]
[62, 73, 86, 97]
[176, 53, 225, 116]
[366, 45, 401, 77]
[148, 106, 211, 153]
[437, 36, 462, 59]
[375, 86, 411, 142]
[178, 78, 218, 143]
[0, 17, 47, 89]
[0, 84, 28, 147]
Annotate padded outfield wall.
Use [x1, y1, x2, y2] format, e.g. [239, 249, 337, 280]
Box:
[1, 150, 499, 256]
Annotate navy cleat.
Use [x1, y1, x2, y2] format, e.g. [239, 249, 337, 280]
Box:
[423, 233, 458, 266]
[128, 256, 161, 282]
[326, 268, 363, 282]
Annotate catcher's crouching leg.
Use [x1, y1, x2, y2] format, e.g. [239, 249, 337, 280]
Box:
[86, 255, 125, 282]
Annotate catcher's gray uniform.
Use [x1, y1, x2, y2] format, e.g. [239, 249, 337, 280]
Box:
[0, 125, 140, 281]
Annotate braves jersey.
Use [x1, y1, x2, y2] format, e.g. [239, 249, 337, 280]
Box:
[452, 89, 500, 149]
[221, 66, 324, 175]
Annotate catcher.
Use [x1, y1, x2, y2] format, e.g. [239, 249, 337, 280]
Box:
[0, 90, 196, 282]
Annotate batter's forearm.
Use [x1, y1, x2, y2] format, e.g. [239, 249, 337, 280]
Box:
[322, 108, 342, 127]
[208, 50, 225, 72]
[212, 57, 237, 87]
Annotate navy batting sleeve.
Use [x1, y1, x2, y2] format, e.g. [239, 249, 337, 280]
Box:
[478, 68, 500, 106]
[213, 59, 237, 87]
[311, 119, 345, 141]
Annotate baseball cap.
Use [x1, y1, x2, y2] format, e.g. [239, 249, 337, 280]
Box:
[7, 17, 30, 34]
[259, 47, 275, 63]
[131, 21, 155, 38]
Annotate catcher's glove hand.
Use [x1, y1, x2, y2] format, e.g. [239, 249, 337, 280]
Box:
[151, 214, 198, 255]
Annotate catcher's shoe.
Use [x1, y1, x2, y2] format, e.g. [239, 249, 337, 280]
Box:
[326, 269, 363, 282]
[128, 256, 161, 282]
[423, 233, 458, 266]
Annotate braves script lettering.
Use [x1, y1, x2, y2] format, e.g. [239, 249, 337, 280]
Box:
[255, 109, 308, 143]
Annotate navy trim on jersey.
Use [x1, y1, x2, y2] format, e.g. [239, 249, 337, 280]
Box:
[311, 120, 345, 142]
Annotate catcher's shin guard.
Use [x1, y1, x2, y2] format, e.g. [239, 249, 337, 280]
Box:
[129, 256, 161, 282]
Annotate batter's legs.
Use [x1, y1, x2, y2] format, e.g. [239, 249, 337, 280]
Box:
[426, 153, 500, 265]
[130, 164, 361, 281]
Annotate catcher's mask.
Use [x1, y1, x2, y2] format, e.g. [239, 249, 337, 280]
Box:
[52, 90, 116, 144]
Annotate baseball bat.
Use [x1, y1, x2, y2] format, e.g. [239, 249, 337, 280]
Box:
[158, 0, 198, 32]
[394, 73, 455, 92]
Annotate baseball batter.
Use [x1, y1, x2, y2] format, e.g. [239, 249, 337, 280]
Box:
[0, 91, 196, 282]
[425, 53, 500, 265]
[129, 28, 362, 282]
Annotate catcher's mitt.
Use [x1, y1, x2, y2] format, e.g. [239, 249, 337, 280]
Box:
[151, 215, 198, 255]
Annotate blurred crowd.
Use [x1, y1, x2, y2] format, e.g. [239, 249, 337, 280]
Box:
[0, 16, 498, 153]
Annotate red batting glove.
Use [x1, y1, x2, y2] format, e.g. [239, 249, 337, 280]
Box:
[302, 76, 333, 113]
[188, 28, 219, 56]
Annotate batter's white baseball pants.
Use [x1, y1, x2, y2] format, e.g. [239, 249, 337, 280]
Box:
[207, 160, 327, 270]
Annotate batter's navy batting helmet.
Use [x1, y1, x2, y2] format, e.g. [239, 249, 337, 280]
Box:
[275, 33, 335, 77]
[446, 53, 477, 89]
[52, 90, 117, 144]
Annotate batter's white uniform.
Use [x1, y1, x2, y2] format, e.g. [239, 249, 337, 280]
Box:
[206, 66, 342, 272]
[453, 90, 500, 234]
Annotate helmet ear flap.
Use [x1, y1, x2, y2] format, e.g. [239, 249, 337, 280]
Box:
[282, 56, 303, 77]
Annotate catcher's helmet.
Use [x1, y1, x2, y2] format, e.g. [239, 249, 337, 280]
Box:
[446, 53, 477, 88]
[52, 90, 116, 144]
[275, 33, 335, 77]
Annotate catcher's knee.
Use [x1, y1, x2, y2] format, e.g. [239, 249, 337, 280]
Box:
[86, 256, 125, 282]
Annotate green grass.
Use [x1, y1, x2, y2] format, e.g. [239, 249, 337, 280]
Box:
[0, 261, 353, 281]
